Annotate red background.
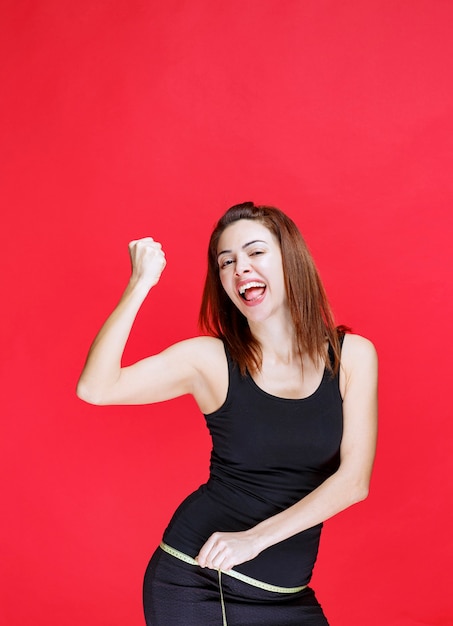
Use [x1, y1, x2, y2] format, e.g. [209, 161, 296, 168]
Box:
[1, 2, 452, 625]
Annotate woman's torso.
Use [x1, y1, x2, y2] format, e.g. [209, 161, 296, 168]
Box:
[162, 341, 343, 587]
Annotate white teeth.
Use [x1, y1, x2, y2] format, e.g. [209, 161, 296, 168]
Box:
[238, 281, 266, 294]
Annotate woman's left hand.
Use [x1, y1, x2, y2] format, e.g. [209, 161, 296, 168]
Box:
[196, 530, 261, 571]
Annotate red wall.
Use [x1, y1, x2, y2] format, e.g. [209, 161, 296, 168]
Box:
[1, 2, 452, 624]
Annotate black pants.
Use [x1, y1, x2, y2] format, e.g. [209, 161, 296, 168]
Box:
[143, 547, 329, 626]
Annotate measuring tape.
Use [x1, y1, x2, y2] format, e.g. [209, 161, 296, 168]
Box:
[159, 541, 307, 625]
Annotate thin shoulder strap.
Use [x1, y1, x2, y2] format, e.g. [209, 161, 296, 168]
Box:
[327, 331, 346, 370]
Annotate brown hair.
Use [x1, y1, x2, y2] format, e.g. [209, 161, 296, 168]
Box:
[199, 202, 343, 375]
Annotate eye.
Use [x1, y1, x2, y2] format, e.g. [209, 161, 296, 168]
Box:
[219, 258, 234, 269]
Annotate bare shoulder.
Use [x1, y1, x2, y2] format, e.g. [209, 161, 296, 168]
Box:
[340, 333, 378, 390]
[178, 336, 228, 413]
[156, 334, 226, 382]
[188, 335, 227, 382]
[170, 336, 227, 380]
[342, 333, 377, 364]
[176, 335, 225, 367]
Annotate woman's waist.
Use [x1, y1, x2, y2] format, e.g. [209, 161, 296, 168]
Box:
[162, 524, 322, 588]
[162, 484, 322, 587]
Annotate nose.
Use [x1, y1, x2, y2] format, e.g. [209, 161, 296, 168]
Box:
[234, 254, 251, 276]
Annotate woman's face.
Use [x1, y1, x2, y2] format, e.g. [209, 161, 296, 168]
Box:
[216, 219, 288, 323]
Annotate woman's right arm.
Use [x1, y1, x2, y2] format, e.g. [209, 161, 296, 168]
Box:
[76, 238, 204, 406]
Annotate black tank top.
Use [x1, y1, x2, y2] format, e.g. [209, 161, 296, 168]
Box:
[163, 340, 343, 587]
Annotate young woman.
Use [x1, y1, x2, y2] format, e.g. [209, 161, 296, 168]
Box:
[77, 202, 378, 625]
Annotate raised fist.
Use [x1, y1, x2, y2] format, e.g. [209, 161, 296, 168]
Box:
[128, 237, 166, 289]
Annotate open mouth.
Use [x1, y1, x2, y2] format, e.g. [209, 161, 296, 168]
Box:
[238, 281, 266, 302]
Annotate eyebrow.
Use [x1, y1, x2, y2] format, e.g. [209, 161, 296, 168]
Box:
[217, 239, 268, 259]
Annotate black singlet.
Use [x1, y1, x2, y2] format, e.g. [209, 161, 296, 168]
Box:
[162, 340, 343, 587]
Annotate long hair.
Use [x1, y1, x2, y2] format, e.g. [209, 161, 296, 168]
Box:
[199, 202, 342, 375]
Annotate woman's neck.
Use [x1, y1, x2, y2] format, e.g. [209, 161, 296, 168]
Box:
[249, 313, 300, 366]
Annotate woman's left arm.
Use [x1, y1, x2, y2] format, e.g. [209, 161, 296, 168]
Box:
[196, 334, 378, 571]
